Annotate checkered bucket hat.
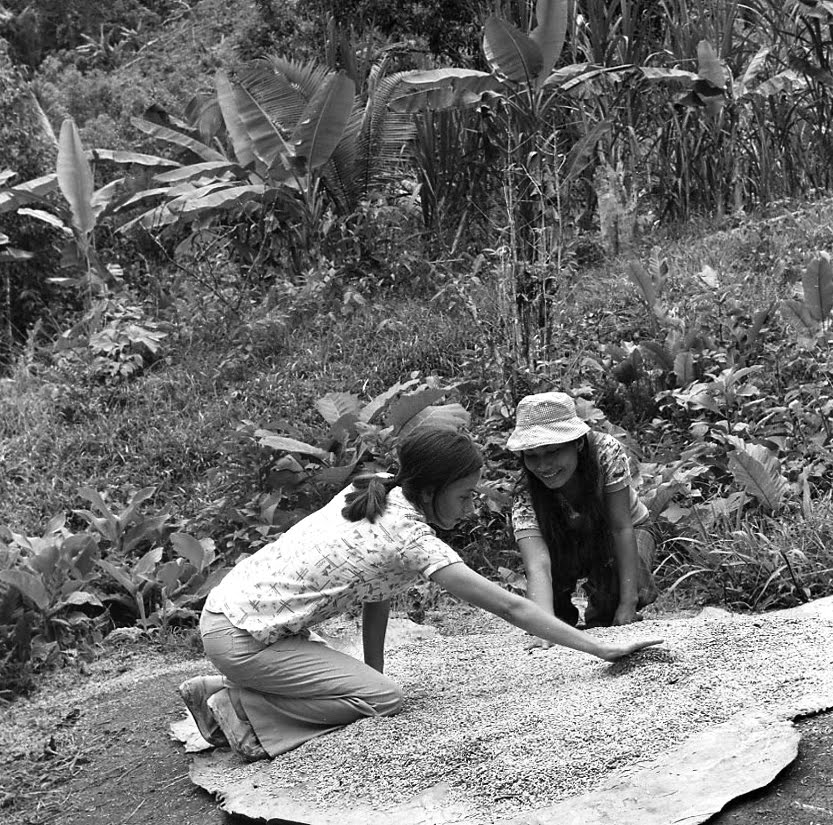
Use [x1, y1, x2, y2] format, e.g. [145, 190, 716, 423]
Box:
[506, 392, 590, 452]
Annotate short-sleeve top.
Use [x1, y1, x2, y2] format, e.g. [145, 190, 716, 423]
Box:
[511, 431, 649, 542]
[204, 483, 462, 644]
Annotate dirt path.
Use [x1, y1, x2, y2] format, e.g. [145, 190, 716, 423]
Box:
[2, 635, 832, 825]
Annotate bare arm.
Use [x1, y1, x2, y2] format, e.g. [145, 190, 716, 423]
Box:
[362, 600, 390, 672]
[606, 487, 641, 625]
[431, 563, 662, 661]
[518, 535, 556, 648]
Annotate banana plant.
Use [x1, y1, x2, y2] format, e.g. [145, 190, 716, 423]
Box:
[384, 0, 622, 370]
[389, 0, 572, 114]
[119, 57, 419, 232]
[639, 40, 729, 119]
[0, 121, 176, 304]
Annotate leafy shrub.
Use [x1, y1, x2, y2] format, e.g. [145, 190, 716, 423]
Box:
[0, 516, 105, 697]
[0, 484, 229, 695]
[197, 374, 474, 556]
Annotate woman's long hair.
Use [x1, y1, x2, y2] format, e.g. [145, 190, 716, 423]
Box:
[343, 428, 482, 522]
[523, 433, 613, 578]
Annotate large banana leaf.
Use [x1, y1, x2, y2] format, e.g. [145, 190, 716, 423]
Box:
[116, 186, 172, 211]
[166, 177, 236, 198]
[802, 253, 833, 322]
[57, 119, 95, 239]
[88, 148, 181, 168]
[529, 0, 569, 84]
[543, 63, 625, 93]
[153, 161, 239, 184]
[0, 173, 58, 212]
[118, 203, 179, 233]
[231, 80, 293, 174]
[483, 16, 543, 85]
[130, 117, 227, 163]
[168, 183, 267, 220]
[388, 68, 502, 113]
[291, 72, 355, 171]
[215, 70, 256, 168]
[18, 207, 70, 233]
[119, 181, 246, 232]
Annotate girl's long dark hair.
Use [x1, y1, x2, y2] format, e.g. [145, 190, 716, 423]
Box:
[523, 433, 613, 577]
[343, 428, 482, 523]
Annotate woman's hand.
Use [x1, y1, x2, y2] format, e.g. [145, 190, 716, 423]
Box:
[525, 636, 553, 651]
[597, 637, 664, 661]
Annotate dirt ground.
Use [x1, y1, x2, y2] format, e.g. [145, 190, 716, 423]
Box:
[1, 628, 832, 825]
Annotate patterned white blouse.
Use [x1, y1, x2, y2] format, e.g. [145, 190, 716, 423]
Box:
[512, 431, 649, 541]
[205, 484, 462, 644]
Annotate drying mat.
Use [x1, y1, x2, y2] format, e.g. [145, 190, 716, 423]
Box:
[175, 597, 833, 825]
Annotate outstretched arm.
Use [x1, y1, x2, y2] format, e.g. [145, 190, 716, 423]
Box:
[362, 600, 390, 672]
[431, 563, 662, 661]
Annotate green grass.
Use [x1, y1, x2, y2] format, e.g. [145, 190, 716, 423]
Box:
[0, 293, 483, 535]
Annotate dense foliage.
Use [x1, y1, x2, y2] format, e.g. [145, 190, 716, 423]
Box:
[1, 0, 832, 698]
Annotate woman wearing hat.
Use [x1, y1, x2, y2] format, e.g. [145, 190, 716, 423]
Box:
[507, 392, 658, 640]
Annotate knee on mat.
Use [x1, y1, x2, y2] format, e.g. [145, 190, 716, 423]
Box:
[378, 683, 404, 716]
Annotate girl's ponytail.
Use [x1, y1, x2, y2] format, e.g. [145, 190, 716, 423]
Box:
[342, 428, 482, 523]
[342, 473, 398, 522]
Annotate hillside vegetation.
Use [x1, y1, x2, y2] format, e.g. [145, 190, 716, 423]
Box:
[1, 0, 832, 698]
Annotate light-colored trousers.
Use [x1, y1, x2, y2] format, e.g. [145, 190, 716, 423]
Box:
[200, 610, 403, 756]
